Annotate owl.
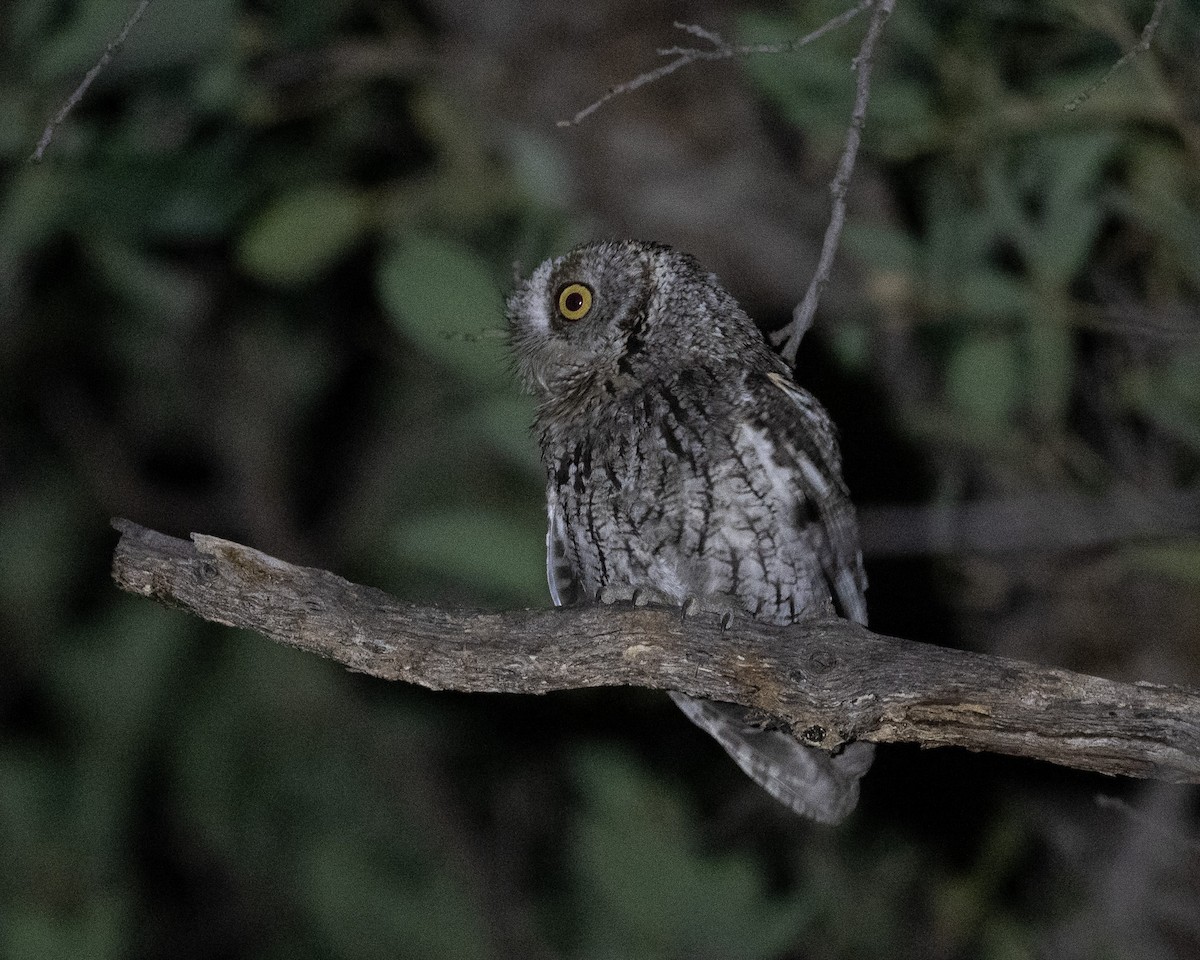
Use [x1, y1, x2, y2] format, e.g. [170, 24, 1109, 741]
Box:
[506, 240, 873, 823]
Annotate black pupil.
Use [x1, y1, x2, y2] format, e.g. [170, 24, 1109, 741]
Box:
[564, 291, 584, 313]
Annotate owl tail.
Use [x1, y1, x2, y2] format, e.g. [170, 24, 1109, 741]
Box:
[669, 692, 873, 824]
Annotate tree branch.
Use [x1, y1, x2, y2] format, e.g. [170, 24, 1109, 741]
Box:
[772, 0, 896, 364]
[30, 0, 152, 163]
[110, 518, 1200, 784]
[556, 2, 874, 128]
[1065, 0, 1170, 112]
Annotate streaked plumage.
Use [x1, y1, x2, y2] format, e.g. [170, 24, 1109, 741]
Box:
[507, 240, 872, 822]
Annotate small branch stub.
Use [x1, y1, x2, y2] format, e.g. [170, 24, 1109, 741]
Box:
[110, 519, 1200, 784]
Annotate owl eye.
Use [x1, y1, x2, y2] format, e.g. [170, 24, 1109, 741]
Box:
[556, 283, 593, 321]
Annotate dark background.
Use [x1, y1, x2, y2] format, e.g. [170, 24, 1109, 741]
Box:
[2, 0, 1199, 957]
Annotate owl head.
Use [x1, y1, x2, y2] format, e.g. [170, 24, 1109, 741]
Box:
[506, 240, 768, 402]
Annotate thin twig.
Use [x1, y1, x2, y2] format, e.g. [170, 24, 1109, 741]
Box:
[29, 0, 152, 163]
[557, 0, 874, 128]
[773, 0, 896, 364]
[1065, 0, 1169, 112]
[110, 519, 1200, 783]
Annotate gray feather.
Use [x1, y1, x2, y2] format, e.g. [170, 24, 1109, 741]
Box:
[512, 240, 872, 821]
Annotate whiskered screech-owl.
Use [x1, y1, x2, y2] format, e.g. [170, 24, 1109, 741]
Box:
[506, 240, 872, 822]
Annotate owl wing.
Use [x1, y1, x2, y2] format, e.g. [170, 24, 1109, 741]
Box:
[546, 484, 582, 607]
[760, 369, 869, 626]
[668, 366, 871, 823]
[670, 692, 874, 823]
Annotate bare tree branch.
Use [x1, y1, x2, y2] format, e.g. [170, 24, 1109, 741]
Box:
[1065, 0, 1170, 112]
[30, 0, 153, 163]
[111, 518, 1200, 784]
[556, 1, 874, 128]
[554, 1, 898, 365]
[773, 0, 896, 364]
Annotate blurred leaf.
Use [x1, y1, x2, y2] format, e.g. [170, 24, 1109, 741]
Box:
[260, 0, 358, 47]
[904, 403, 1029, 459]
[145, 143, 257, 239]
[55, 600, 189, 748]
[0, 749, 134, 960]
[36, 0, 232, 80]
[870, 74, 941, 157]
[173, 638, 351, 861]
[0, 164, 64, 251]
[300, 833, 489, 960]
[126, 0, 235, 69]
[394, 507, 546, 604]
[945, 335, 1020, 426]
[955, 271, 1032, 322]
[502, 128, 574, 209]
[9, 0, 64, 50]
[737, 10, 856, 148]
[1121, 541, 1200, 584]
[471, 393, 542, 478]
[1023, 310, 1073, 423]
[238, 184, 369, 286]
[2, 897, 127, 960]
[41, 602, 191, 875]
[924, 184, 998, 290]
[67, 141, 255, 240]
[1119, 188, 1200, 291]
[392, 91, 524, 228]
[377, 233, 508, 387]
[88, 239, 209, 325]
[0, 472, 90, 635]
[932, 806, 1030, 952]
[844, 223, 921, 273]
[828, 321, 872, 371]
[1122, 351, 1200, 451]
[983, 135, 1115, 287]
[572, 746, 808, 960]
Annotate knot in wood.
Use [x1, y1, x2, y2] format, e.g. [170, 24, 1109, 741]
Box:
[808, 649, 837, 672]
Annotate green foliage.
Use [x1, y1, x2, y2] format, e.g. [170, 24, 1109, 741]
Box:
[0, 600, 189, 960]
[945, 334, 1021, 427]
[394, 507, 548, 604]
[2, 0, 1197, 956]
[1122, 541, 1200, 583]
[169, 637, 492, 959]
[571, 748, 810, 959]
[239, 184, 371, 286]
[739, 0, 1200, 492]
[299, 832, 489, 960]
[377, 233, 510, 387]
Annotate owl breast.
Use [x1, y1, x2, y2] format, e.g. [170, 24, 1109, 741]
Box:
[544, 371, 835, 626]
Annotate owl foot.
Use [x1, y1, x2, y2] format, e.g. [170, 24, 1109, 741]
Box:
[596, 586, 739, 630]
[595, 584, 675, 608]
[680, 595, 739, 631]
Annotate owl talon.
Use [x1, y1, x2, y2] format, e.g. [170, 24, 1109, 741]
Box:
[719, 611, 734, 631]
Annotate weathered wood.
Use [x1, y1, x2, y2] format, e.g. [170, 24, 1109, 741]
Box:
[111, 518, 1200, 783]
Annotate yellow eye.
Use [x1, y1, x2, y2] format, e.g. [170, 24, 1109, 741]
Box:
[557, 283, 593, 321]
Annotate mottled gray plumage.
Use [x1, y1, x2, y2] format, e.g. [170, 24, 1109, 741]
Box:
[506, 240, 872, 822]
